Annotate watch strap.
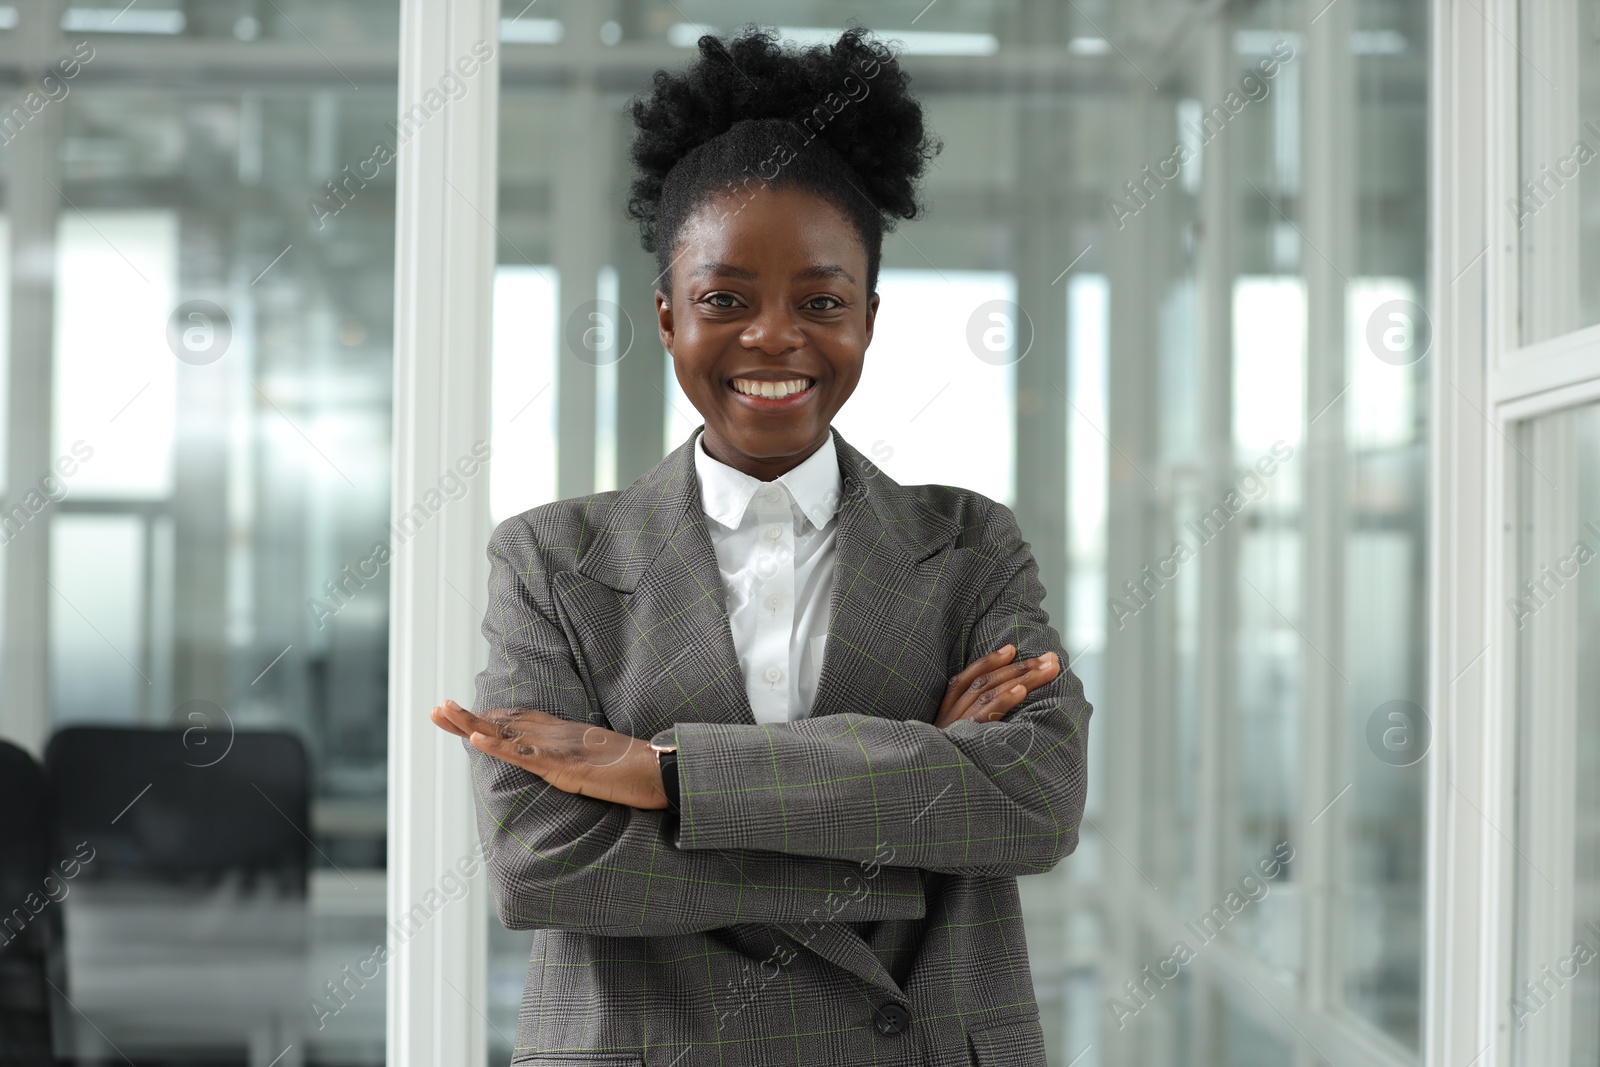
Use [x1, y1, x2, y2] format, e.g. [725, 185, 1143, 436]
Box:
[658, 749, 681, 839]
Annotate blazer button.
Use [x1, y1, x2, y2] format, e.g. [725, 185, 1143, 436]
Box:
[872, 1002, 911, 1035]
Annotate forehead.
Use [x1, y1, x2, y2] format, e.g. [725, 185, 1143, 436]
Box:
[674, 185, 866, 281]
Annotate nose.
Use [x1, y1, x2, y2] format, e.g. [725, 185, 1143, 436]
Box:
[739, 302, 804, 356]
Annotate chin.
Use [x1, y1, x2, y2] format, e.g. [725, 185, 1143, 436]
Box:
[720, 422, 818, 456]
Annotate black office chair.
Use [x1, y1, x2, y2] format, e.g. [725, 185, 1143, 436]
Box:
[0, 740, 57, 1067]
[45, 726, 310, 893]
[43, 726, 312, 1066]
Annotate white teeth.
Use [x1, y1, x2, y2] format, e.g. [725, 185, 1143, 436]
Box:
[732, 377, 812, 399]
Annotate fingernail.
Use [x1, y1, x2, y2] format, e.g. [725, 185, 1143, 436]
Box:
[1011, 684, 1025, 695]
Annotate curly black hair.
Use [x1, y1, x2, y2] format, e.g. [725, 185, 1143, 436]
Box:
[625, 24, 942, 298]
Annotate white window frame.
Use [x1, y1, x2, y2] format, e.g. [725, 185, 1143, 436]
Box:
[388, 0, 500, 1063]
[1428, 0, 1600, 1065]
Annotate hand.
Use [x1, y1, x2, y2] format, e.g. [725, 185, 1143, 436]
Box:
[430, 699, 670, 810]
[934, 644, 1060, 729]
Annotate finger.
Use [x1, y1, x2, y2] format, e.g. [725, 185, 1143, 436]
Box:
[971, 684, 1028, 723]
[949, 652, 1059, 721]
[468, 728, 548, 771]
[474, 702, 565, 729]
[962, 653, 1060, 723]
[443, 700, 555, 738]
[947, 660, 1037, 720]
[944, 644, 1015, 693]
[430, 705, 472, 738]
[992, 652, 1059, 696]
[937, 645, 1015, 721]
[990, 684, 1030, 720]
[436, 700, 498, 737]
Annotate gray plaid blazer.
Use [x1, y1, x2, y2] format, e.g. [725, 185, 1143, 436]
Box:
[468, 424, 1092, 1067]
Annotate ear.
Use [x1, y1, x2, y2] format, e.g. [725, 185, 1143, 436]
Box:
[655, 288, 674, 355]
[864, 290, 880, 348]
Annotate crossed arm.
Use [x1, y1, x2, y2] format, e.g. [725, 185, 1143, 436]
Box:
[433, 505, 1089, 935]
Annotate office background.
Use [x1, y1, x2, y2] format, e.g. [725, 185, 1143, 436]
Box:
[0, 0, 1590, 1065]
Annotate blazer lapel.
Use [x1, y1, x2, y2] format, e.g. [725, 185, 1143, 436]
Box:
[807, 429, 963, 726]
[571, 426, 756, 730]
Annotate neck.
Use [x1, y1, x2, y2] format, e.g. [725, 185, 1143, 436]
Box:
[699, 427, 828, 481]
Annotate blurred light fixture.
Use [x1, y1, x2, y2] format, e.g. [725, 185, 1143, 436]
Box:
[61, 7, 185, 34]
[498, 17, 563, 44]
[669, 22, 999, 56]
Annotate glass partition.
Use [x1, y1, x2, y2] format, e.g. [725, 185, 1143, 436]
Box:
[485, 0, 1430, 1064]
[1512, 400, 1600, 1067]
[1518, 0, 1600, 343]
[0, 3, 399, 1064]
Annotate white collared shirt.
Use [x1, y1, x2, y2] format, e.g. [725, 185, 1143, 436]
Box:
[692, 430, 840, 725]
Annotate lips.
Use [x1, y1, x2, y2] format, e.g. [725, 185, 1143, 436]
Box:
[726, 375, 817, 411]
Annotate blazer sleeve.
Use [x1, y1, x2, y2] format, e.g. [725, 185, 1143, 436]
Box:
[466, 514, 927, 936]
[655, 501, 1092, 879]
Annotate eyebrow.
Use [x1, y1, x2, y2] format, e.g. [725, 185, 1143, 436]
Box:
[690, 262, 857, 286]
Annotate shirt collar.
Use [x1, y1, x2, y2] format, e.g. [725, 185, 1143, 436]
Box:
[693, 430, 841, 532]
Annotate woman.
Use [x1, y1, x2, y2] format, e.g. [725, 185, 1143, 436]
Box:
[430, 25, 1091, 1067]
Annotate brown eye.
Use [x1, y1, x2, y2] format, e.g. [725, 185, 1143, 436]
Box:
[705, 293, 738, 308]
[805, 296, 842, 311]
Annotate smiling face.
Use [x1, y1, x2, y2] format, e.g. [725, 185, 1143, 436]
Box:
[655, 183, 879, 482]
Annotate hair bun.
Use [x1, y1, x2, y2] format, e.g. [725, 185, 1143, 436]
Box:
[626, 24, 942, 256]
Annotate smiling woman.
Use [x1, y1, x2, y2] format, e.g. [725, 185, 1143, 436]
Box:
[434, 21, 1090, 1067]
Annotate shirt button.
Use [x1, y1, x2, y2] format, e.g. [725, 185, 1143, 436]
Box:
[873, 1002, 911, 1035]
[764, 665, 784, 684]
[762, 486, 782, 504]
[766, 524, 784, 541]
[766, 595, 782, 611]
